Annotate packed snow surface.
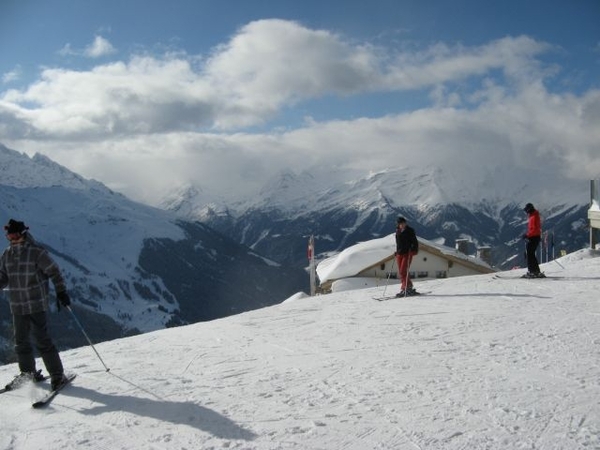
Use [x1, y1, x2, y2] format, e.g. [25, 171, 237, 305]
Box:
[0, 250, 599, 449]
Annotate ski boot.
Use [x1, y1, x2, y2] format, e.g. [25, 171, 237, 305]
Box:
[5, 370, 45, 390]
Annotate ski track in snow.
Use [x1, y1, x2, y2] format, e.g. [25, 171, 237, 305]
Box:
[1, 253, 599, 449]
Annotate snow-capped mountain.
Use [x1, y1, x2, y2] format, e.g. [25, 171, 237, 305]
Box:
[160, 165, 590, 270]
[0, 144, 307, 363]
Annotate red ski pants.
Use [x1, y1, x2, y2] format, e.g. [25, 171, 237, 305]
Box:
[395, 253, 414, 290]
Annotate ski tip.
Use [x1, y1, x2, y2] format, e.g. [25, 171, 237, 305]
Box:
[31, 374, 76, 409]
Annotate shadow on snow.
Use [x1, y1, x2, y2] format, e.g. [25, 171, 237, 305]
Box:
[61, 381, 257, 442]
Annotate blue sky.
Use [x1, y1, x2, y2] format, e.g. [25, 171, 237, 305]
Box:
[1, 0, 599, 203]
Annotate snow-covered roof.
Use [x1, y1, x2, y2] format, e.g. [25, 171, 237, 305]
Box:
[316, 234, 394, 283]
[317, 233, 493, 284]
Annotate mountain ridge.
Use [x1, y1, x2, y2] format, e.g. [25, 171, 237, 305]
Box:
[161, 163, 587, 219]
[159, 165, 590, 269]
[0, 144, 307, 364]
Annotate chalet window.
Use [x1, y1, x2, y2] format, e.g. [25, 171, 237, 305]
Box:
[417, 271, 428, 278]
[436, 270, 447, 278]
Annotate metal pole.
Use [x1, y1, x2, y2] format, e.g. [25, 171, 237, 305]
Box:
[379, 255, 396, 299]
[592, 180, 598, 249]
[67, 306, 110, 372]
[308, 235, 316, 296]
[404, 254, 413, 298]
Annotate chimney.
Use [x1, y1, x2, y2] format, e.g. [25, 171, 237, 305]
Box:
[455, 239, 469, 255]
[477, 246, 492, 266]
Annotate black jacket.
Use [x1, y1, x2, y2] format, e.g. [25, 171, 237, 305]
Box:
[395, 225, 419, 255]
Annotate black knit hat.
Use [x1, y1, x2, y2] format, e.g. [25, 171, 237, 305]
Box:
[4, 219, 28, 234]
[397, 217, 407, 224]
[523, 203, 535, 213]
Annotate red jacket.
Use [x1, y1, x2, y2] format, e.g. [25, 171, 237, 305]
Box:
[526, 210, 541, 238]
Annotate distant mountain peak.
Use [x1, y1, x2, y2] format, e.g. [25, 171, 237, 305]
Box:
[0, 143, 102, 191]
[160, 162, 587, 226]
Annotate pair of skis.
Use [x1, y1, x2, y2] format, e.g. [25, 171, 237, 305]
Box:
[1, 373, 76, 408]
[493, 273, 558, 280]
[1, 306, 104, 409]
[373, 291, 425, 301]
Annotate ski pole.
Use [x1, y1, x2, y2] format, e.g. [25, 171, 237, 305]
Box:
[404, 254, 413, 298]
[379, 255, 396, 299]
[66, 306, 110, 372]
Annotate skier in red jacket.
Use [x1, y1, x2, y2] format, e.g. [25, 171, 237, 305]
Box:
[522, 203, 545, 278]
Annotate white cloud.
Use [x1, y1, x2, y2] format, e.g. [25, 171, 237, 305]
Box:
[58, 35, 116, 58]
[58, 43, 76, 56]
[9, 82, 599, 205]
[2, 66, 21, 84]
[1, 21, 556, 137]
[1, 19, 598, 204]
[203, 19, 382, 127]
[84, 35, 117, 58]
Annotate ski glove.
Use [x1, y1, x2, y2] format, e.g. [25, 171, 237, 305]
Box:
[56, 291, 71, 311]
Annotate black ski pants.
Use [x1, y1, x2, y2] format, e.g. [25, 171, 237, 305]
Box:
[526, 236, 541, 274]
[13, 312, 63, 378]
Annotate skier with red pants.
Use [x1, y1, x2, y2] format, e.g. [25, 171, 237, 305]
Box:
[395, 217, 419, 297]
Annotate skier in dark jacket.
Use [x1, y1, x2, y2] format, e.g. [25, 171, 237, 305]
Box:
[395, 217, 419, 296]
[522, 203, 545, 278]
[0, 219, 71, 390]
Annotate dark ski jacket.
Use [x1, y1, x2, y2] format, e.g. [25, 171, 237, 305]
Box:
[395, 225, 419, 255]
[0, 234, 66, 315]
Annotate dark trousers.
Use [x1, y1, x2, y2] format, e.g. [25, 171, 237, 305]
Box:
[13, 312, 63, 378]
[526, 236, 541, 274]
